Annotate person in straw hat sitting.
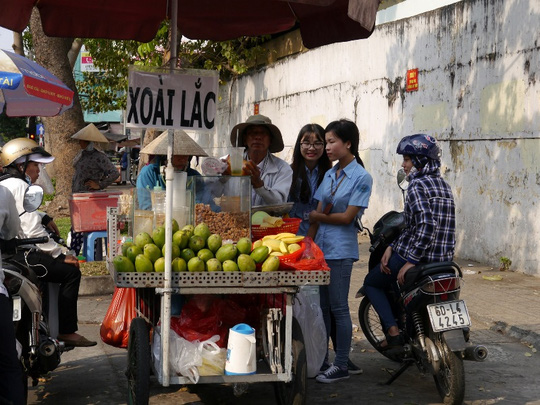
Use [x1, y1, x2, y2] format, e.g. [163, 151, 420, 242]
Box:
[229, 114, 293, 206]
[69, 124, 119, 256]
[71, 123, 118, 193]
[136, 130, 208, 211]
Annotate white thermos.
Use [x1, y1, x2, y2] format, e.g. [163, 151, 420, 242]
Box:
[225, 323, 256, 375]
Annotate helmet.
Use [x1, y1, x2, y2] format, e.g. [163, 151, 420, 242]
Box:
[0, 138, 54, 167]
[396, 134, 441, 160]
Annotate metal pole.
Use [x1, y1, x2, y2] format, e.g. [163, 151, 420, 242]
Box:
[161, 0, 178, 387]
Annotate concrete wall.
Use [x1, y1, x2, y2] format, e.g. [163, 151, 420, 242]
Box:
[197, 0, 540, 275]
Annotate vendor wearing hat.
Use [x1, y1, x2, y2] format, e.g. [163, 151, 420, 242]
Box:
[71, 123, 118, 193]
[230, 114, 293, 206]
[136, 130, 208, 210]
[69, 124, 119, 255]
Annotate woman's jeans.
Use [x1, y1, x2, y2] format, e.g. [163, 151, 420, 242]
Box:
[319, 258, 353, 368]
[363, 252, 407, 333]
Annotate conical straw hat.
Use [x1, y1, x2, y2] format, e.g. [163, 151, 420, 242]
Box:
[71, 123, 109, 143]
[141, 130, 208, 157]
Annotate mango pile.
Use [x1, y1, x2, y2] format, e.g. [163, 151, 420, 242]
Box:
[112, 221, 281, 273]
[253, 233, 305, 257]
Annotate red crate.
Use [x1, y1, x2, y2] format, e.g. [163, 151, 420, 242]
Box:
[69, 192, 122, 232]
[251, 218, 302, 241]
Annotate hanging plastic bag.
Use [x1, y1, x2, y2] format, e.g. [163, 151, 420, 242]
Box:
[197, 335, 227, 376]
[280, 237, 330, 271]
[293, 286, 327, 378]
[100, 287, 137, 348]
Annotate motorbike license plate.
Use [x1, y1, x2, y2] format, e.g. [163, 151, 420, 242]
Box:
[427, 300, 471, 332]
[12, 296, 21, 321]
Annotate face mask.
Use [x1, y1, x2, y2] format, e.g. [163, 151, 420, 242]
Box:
[85, 142, 95, 152]
[25, 174, 32, 185]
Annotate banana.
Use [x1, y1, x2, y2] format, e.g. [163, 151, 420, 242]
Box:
[279, 241, 289, 254]
[281, 236, 305, 244]
[263, 239, 282, 252]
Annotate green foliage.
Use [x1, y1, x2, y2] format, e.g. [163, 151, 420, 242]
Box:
[75, 20, 270, 113]
[54, 217, 72, 242]
[499, 256, 512, 271]
[0, 114, 27, 142]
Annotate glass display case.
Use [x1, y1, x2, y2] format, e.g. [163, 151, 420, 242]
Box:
[192, 176, 251, 241]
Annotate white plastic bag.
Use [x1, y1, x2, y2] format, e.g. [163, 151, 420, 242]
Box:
[35, 165, 55, 194]
[293, 286, 327, 378]
[152, 327, 202, 383]
[197, 335, 227, 376]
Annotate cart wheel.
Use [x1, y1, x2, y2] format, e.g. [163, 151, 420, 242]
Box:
[127, 317, 150, 405]
[274, 318, 307, 405]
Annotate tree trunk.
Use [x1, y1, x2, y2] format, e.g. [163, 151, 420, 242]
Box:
[30, 8, 86, 217]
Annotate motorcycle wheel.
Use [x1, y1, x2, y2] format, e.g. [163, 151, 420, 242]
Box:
[358, 297, 401, 362]
[432, 334, 465, 405]
[127, 317, 150, 405]
[274, 318, 307, 405]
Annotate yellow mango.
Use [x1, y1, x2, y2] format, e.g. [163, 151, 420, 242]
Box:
[274, 232, 296, 240]
[287, 243, 302, 254]
[279, 241, 289, 254]
[270, 251, 284, 256]
[281, 236, 305, 244]
[252, 239, 263, 249]
[263, 239, 282, 252]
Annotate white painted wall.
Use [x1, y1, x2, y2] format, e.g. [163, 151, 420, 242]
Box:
[198, 0, 540, 275]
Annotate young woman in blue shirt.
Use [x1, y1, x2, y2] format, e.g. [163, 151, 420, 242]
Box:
[288, 124, 331, 236]
[308, 119, 373, 383]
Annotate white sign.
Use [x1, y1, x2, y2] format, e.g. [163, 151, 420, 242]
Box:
[126, 68, 218, 131]
[80, 51, 99, 72]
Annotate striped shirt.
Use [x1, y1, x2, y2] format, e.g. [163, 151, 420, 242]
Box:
[392, 159, 455, 264]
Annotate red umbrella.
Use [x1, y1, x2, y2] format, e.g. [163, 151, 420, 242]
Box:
[0, 0, 379, 48]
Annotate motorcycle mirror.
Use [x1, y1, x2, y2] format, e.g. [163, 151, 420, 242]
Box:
[22, 185, 44, 214]
[397, 168, 409, 191]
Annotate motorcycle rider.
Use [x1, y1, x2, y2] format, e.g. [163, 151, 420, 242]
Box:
[0, 183, 25, 405]
[363, 134, 456, 348]
[0, 138, 96, 347]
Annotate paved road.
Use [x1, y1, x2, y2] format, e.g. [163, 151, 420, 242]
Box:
[27, 240, 540, 404]
[27, 309, 540, 404]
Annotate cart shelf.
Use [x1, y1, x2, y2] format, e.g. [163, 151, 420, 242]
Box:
[113, 269, 330, 289]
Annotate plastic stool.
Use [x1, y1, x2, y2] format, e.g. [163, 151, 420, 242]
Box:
[83, 231, 107, 262]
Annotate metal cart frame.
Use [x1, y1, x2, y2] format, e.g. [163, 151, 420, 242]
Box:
[107, 208, 330, 404]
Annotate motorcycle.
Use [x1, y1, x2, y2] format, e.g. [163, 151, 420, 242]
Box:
[356, 170, 488, 405]
[1, 185, 72, 398]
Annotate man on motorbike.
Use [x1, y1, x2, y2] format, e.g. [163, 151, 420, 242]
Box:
[0, 138, 96, 347]
[363, 134, 456, 348]
[0, 183, 25, 405]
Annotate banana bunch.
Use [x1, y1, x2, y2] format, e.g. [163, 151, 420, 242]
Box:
[253, 233, 305, 256]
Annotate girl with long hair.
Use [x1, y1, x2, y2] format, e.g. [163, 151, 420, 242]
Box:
[288, 124, 331, 235]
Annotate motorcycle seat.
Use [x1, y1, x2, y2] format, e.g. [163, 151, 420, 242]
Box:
[402, 261, 462, 292]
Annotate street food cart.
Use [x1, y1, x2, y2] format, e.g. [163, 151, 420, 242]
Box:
[106, 175, 329, 405]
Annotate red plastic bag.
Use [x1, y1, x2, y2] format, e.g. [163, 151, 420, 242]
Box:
[171, 295, 248, 347]
[100, 287, 137, 348]
[279, 237, 330, 271]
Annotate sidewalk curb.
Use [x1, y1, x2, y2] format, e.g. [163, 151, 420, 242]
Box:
[491, 321, 540, 349]
[79, 275, 115, 296]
